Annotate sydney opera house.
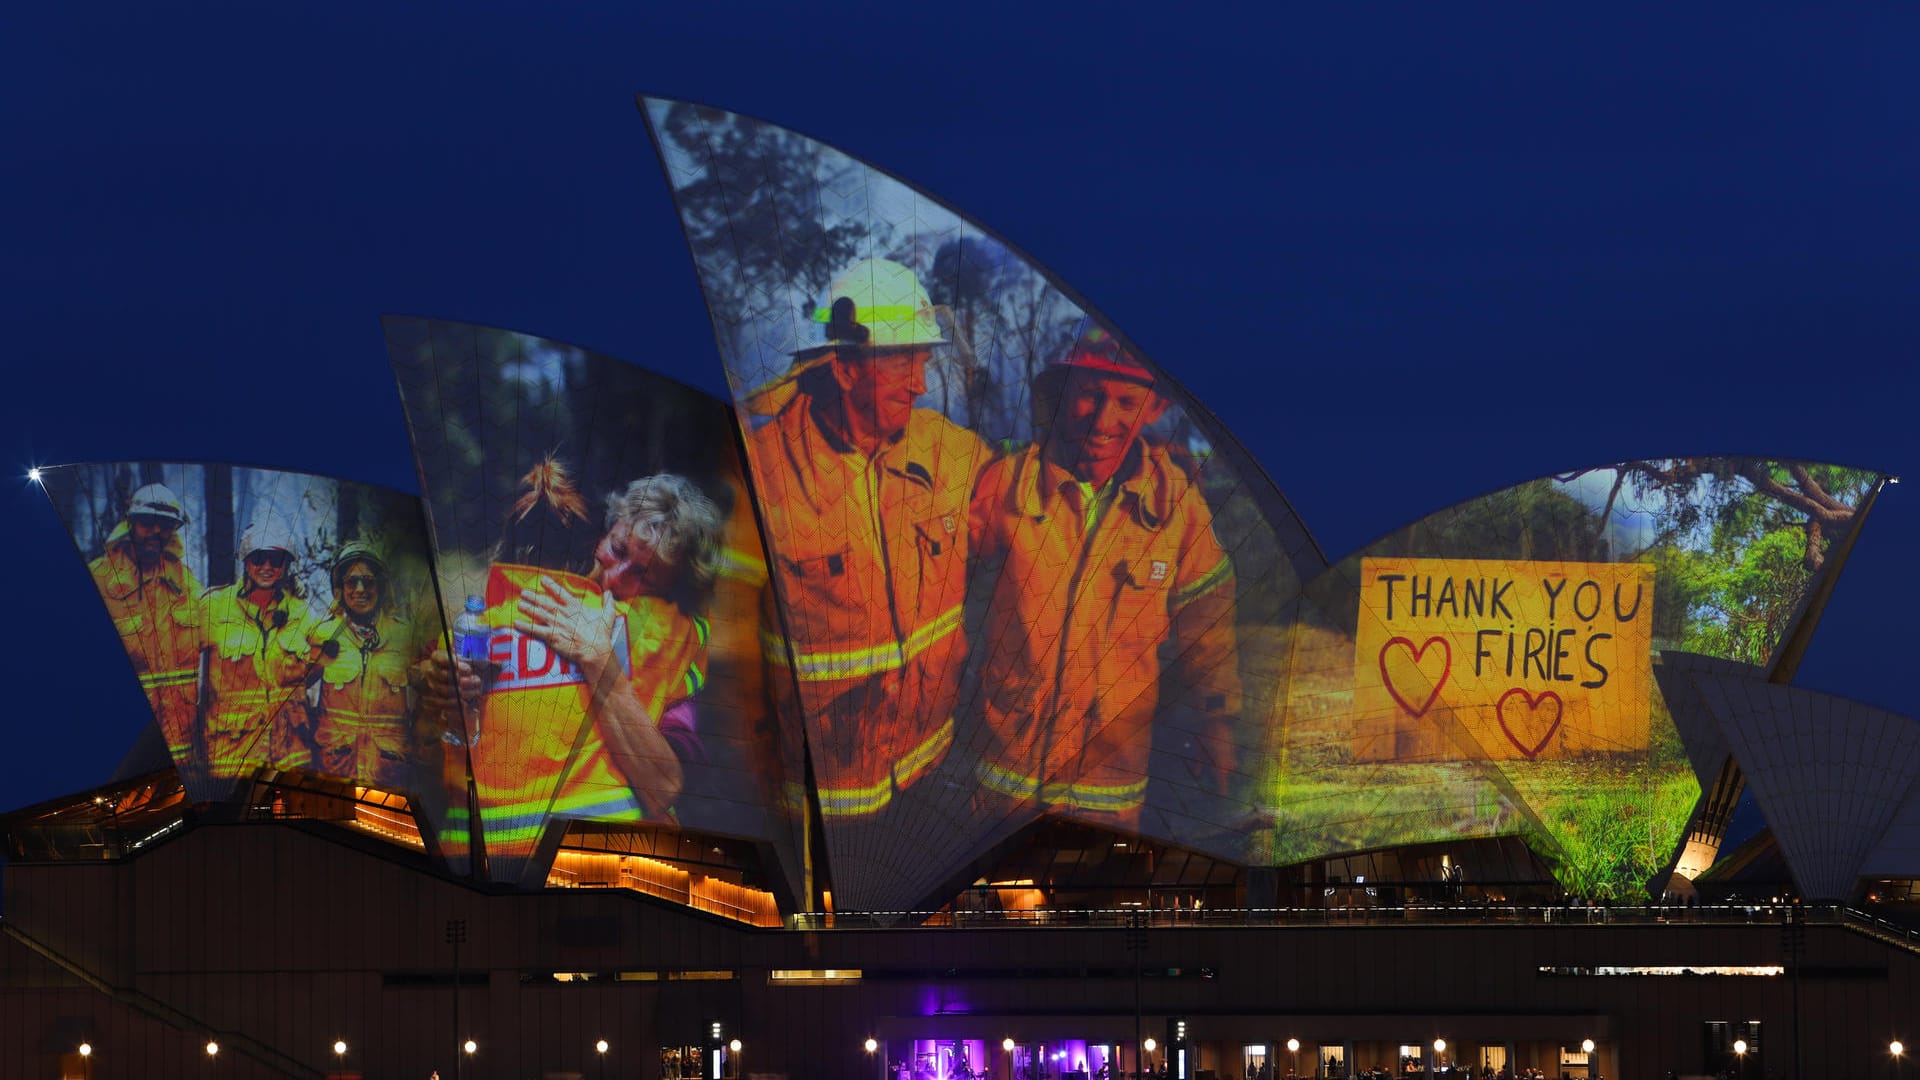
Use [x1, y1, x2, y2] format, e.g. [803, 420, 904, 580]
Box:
[3, 98, 1915, 1080]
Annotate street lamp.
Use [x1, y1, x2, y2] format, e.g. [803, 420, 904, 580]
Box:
[1145, 1037, 1159, 1077]
[731, 1038, 743, 1080]
[1893, 1041, 1905, 1080]
[596, 1039, 609, 1080]
[78, 1043, 92, 1080]
[465, 1039, 478, 1056]
[1288, 1039, 1301, 1079]
[867, 1037, 881, 1080]
[333, 1040, 348, 1074]
[206, 1041, 220, 1058]
[1733, 1039, 1747, 1080]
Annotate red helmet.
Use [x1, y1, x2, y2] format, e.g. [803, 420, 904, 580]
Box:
[1050, 327, 1154, 385]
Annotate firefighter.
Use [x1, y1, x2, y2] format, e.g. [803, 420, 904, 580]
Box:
[198, 523, 316, 779]
[86, 483, 203, 766]
[305, 541, 414, 788]
[965, 330, 1241, 830]
[438, 473, 719, 872]
[741, 258, 989, 820]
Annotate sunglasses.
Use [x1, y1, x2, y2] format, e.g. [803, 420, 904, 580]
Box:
[246, 552, 291, 568]
[343, 575, 379, 590]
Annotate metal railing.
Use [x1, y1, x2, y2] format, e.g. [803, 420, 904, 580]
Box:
[786, 901, 1863, 931]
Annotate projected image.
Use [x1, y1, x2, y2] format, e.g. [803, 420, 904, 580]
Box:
[643, 98, 1316, 908]
[42, 463, 446, 804]
[386, 318, 795, 891]
[1276, 458, 1882, 898]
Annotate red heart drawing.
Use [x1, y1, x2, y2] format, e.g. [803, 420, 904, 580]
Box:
[1497, 687, 1564, 759]
[1378, 636, 1450, 717]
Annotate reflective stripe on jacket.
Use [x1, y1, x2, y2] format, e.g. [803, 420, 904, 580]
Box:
[748, 392, 986, 815]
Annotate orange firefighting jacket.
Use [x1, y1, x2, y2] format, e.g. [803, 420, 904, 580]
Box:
[198, 583, 315, 779]
[966, 442, 1240, 820]
[748, 392, 988, 817]
[450, 566, 709, 864]
[307, 609, 415, 787]
[88, 523, 203, 762]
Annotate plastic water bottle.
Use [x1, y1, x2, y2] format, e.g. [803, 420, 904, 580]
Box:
[452, 595, 491, 663]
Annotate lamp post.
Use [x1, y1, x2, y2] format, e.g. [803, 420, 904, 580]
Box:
[446, 918, 468, 1080]
[731, 1038, 743, 1080]
[1732, 1039, 1747, 1080]
[867, 1038, 882, 1080]
[205, 1039, 219, 1080]
[1892, 1040, 1905, 1080]
[1288, 1039, 1300, 1080]
[1145, 1037, 1158, 1079]
[596, 1039, 609, 1080]
[333, 1040, 348, 1076]
[78, 1043, 92, 1080]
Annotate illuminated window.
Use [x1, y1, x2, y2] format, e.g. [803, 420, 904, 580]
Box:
[769, 969, 864, 985]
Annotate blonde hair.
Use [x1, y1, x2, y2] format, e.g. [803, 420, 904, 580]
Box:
[604, 474, 722, 594]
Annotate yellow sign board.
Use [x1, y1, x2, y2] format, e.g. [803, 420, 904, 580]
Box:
[1351, 558, 1654, 762]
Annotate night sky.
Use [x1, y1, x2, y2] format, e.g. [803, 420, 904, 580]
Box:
[2, 6, 1913, 820]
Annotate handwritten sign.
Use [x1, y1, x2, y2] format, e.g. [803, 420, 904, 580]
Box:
[1351, 558, 1653, 762]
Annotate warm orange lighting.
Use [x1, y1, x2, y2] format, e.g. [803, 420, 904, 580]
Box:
[865, 1038, 878, 1053]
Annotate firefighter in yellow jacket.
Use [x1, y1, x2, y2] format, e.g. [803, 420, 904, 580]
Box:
[306, 541, 415, 788]
[87, 483, 203, 767]
[441, 474, 720, 877]
[967, 331, 1241, 830]
[198, 523, 316, 779]
[742, 259, 989, 819]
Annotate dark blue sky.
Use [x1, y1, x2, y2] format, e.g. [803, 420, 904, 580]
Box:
[1, 5, 1913, 813]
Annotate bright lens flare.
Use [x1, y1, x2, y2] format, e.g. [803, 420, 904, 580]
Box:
[27, 468, 42, 484]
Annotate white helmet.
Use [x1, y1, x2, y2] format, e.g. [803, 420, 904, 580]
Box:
[237, 521, 299, 565]
[794, 258, 945, 357]
[126, 483, 188, 526]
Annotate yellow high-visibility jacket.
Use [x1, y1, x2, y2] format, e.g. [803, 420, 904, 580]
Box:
[748, 392, 987, 817]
